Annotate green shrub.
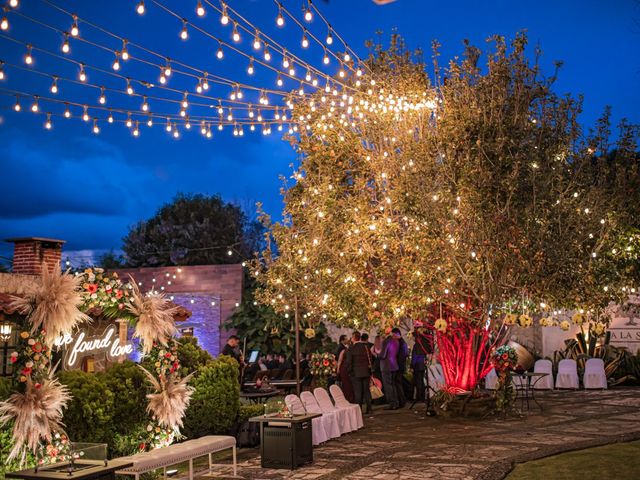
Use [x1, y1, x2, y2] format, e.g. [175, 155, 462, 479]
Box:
[183, 356, 240, 438]
[58, 370, 115, 445]
[102, 361, 148, 427]
[177, 336, 213, 377]
[237, 404, 264, 423]
[0, 421, 36, 476]
[0, 376, 14, 400]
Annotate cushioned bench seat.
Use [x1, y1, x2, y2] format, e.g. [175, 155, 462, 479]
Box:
[115, 435, 237, 479]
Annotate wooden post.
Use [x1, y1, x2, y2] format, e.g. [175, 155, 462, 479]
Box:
[295, 295, 301, 397]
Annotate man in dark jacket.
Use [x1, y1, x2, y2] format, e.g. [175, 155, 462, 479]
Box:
[392, 328, 409, 408]
[345, 331, 372, 413]
[379, 331, 399, 409]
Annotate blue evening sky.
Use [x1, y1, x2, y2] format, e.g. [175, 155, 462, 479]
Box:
[0, 0, 638, 265]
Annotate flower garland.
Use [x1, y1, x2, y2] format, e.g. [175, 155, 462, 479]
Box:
[310, 352, 337, 377]
[79, 268, 135, 322]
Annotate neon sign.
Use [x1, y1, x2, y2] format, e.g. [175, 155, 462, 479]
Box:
[54, 324, 134, 369]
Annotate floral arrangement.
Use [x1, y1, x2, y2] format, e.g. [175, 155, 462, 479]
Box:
[559, 319, 571, 330]
[10, 329, 50, 385]
[539, 316, 555, 327]
[138, 421, 179, 451]
[146, 340, 181, 377]
[434, 318, 447, 332]
[304, 327, 316, 339]
[517, 314, 533, 328]
[571, 312, 586, 325]
[491, 345, 518, 372]
[79, 268, 134, 321]
[310, 352, 337, 377]
[503, 313, 518, 326]
[36, 433, 80, 466]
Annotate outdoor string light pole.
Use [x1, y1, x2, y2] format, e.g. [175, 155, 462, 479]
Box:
[294, 294, 301, 397]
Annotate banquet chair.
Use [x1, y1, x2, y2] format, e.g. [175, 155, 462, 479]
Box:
[555, 359, 579, 389]
[284, 394, 329, 445]
[583, 358, 608, 389]
[299, 391, 341, 439]
[313, 387, 355, 434]
[484, 368, 498, 390]
[329, 384, 364, 429]
[532, 359, 554, 390]
[427, 364, 446, 396]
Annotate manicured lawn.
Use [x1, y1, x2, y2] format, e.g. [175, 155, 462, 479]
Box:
[506, 440, 640, 480]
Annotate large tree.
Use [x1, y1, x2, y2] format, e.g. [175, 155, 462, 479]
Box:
[254, 33, 638, 351]
[123, 193, 262, 266]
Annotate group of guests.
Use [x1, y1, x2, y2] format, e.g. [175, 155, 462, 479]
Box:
[336, 328, 429, 413]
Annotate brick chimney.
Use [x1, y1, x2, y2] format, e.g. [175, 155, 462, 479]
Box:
[6, 237, 66, 275]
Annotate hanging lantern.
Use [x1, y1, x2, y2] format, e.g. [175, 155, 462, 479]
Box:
[0, 318, 12, 342]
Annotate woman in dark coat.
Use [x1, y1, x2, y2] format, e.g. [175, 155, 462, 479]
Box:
[337, 342, 355, 402]
[345, 331, 372, 413]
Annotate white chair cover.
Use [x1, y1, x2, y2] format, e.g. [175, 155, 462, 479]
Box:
[484, 368, 498, 390]
[313, 387, 355, 434]
[285, 394, 329, 445]
[555, 359, 579, 389]
[329, 384, 364, 429]
[427, 364, 446, 396]
[300, 391, 341, 439]
[533, 359, 554, 390]
[584, 358, 608, 389]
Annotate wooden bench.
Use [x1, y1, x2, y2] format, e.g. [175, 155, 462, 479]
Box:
[114, 435, 237, 479]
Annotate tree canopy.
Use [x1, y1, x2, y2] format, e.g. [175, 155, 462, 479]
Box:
[123, 193, 262, 267]
[254, 33, 639, 330]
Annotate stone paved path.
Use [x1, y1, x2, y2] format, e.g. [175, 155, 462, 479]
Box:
[201, 389, 640, 480]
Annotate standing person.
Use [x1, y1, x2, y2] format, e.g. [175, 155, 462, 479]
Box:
[221, 335, 244, 383]
[345, 331, 372, 413]
[337, 340, 355, 402]
[336, 334, 349, 358]
[393, 328, 409, 408]
[410, 331, 427, 403]
[361, 332, 374, 352]
[379, 330, 400, 410]
[371, 335, 383, 382]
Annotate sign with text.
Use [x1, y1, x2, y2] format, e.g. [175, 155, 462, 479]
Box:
[54, 324, 134, 370]
[608, 297, 640, 354]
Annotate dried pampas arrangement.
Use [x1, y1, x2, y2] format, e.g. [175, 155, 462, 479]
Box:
[127, 278, 178, 353]
[11, 266, 90, 346]
[0, 372, 70, 464]
[139, 366, 194, 430]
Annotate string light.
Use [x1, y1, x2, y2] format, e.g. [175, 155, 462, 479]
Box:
[126, 79, 134, 95]
[44, 113, 52, 130]
[9, 0, 18, 8]
[0, 62, 4, 80]
[276, 5, 285, 26]
[232, 22, 240, 42]
[141, 96, 149, 111]
[132, 120, 140, 136]
[263, 46, 271, 61]
[216, 44, 224, 59]
[323, 50, 330, 64]
[30, 96, 39, 112]
[247, 58, 254, 75]
[180, 20, 188, 40]
[50, 77, 58, 94]
[92, 118, 100, 134]
[326, 27, 333, 45]
[24, 45, 33, 65]
[220, 3, 229, 25]
[107, 111, 114, 123]
[64, 103, 71, 117]
[112, 53, 120, 71]
[13, 95, 20, 111]
[78, 64, 86, 82]
[303, 3, 313, 22]
[301, 31, 309, 48]
[82, 105, 89, 121]
[121, 40, 129, 60]
[196, 0, 205, 17]
[61, 34, 70, 53]
[136, 1, 145, 15]
[70, 15, 79, 37]
[253, 31, 261, 50]
[126, 113, 133, 127]
[1, 15, 9, 31]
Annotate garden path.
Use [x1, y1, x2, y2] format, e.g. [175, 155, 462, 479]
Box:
[201, 388, 640, 480]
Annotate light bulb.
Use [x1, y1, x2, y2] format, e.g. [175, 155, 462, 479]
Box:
[202, 76, 209, 89]
[82, 107, 89, 121]
[141, 97, 149, 111]
[78, 66, 86, 82]
[326, 31, 333, 45]
[173, 129, 179, 138]
[99, 89, 106, 104]
[136, 1, 145, 14]
[61, 35, 70, 53]
[301, 34, 309, 48]
[107, 112, 113, 123]
[282, 57, 289, 68]
[196, 1, 205, 16]
[30, 98, 38, 112]
[126, 115, 132, 127]
[247, 59, 254, 75]
[182, 95, 188, 108]
[263, 47, 271, 61]
[45, 115, 52, 130]
[276, 75, 283, 87]
[304, 8, 312, 22]
[50, 78, 58, 93]
[248, 109, 254, 118]
[64, 105, 71, 118]
[93, 120, 100, 134]
[24, 46, 33, 65]
[253, 33, 261, 50]
[112, 56, 120, 71]
[9, 0, 18, 7]
[164, 64, 172, 76]
[232, 24, 240, 42]
[220, 5, 229, 25]
[133, 122, 140, 136]
[70, 21, 79, 37]
[216, 46, 224, 59]
[121, 42, 129, 60]
[13, 98, 20, 111]
[126, 80, 134, 95]
[305, 70, 311, 81]
[180, 22, 188, 40]
[344, 53, 351, 62]
[1, 16, 8, 31]
[276, 10, 284, 26]
[323, 52, 329, 64]
[159, 73, 166, 84]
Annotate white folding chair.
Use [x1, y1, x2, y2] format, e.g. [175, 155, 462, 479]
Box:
[555, 359, 579, 389]
[285, 394, 329, 445]
[313, 387, 354, 434]
[329, 384, 364, 430]
[584, 358, 607, 389]
[300, 391, 341, 439]
[533, 359, 554, 390]
[484, 368, 498, 390]
[427, 364, 446, 397]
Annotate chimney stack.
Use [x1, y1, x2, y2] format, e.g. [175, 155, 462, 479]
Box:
[6, 237, 66, 275]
